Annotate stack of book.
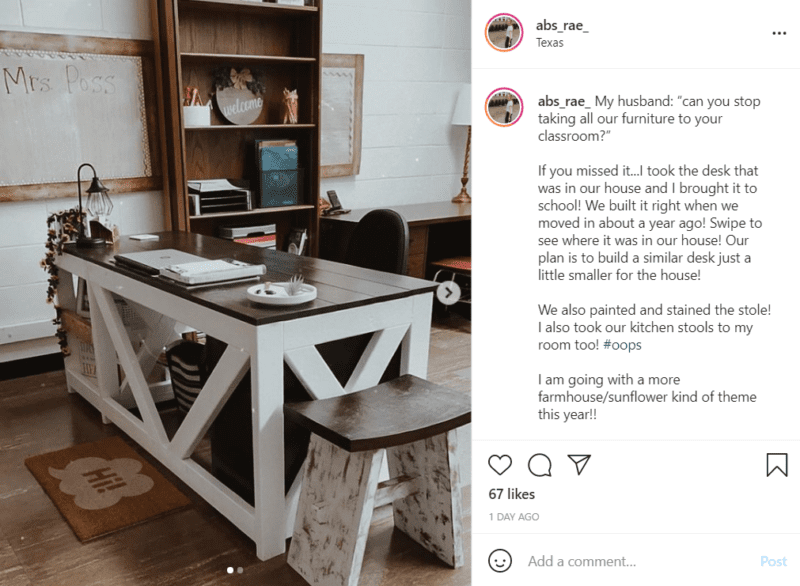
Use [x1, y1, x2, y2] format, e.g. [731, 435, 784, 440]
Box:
[234, 234, 276, 249]
[218, 224, 277, 250]
[256, 140, 300, 208]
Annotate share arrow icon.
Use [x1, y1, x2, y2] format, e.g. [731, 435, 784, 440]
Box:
[568, 455, 591, 476]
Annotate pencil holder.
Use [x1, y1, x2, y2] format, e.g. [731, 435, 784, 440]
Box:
[183, 104, 211, 127]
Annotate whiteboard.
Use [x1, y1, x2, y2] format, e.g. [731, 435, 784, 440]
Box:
[321, 67, 356, 167]
[0, 49, 151, 187]
[320, 54, 363, 177]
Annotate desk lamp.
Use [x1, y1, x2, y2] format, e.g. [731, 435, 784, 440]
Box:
[76, 163, 113, 248]
[451, 84, 471, 204]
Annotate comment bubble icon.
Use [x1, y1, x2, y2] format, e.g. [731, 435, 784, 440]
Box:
[528, 453, 552, 477]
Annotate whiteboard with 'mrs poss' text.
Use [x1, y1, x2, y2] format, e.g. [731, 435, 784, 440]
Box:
[0, 49, 151, 187]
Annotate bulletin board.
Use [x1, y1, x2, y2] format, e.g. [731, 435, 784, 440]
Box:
[321, 54, 363, 178]
[0, 32, 161, 202]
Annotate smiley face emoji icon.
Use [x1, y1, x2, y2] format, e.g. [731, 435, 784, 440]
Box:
[488, 549, 512, 573]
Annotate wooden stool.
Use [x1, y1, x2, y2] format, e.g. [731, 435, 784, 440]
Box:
[430, 256, 471, 306]
[285, 375, 471, 586]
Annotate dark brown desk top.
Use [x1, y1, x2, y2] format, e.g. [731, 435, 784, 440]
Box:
[320, 201, 471, 226]
[60, 232, 436, 326]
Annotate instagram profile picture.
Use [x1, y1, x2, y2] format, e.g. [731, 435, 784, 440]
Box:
[486, 88, 523, 126]
[485, 14, 523, 51]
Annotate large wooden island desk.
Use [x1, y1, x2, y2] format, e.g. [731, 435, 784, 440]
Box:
[54, 232, 435, 561]
[320, 201, 472, 278]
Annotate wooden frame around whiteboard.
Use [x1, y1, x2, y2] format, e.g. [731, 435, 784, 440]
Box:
[0, 32, 162, 203]
[321, 54, 364, 178]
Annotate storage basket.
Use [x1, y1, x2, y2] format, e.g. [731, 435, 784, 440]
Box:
[113, 295, 147, 332]
[61, 297, 146, 379]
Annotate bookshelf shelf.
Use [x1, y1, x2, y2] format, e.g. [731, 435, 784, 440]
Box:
[179, 0, 318, 15]
[185, 124, 316, 131]
[151, 0, 322, 254]
[190, 204, 315, 220]
[181, 53, 317, 64]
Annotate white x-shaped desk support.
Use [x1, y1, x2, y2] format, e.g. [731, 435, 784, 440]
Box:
[56, 253, 432, 561]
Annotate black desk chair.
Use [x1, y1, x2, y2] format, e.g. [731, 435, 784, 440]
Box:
[344, 209, 409, 275]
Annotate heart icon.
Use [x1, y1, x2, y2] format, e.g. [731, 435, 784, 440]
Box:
[488, 455, 512, 475]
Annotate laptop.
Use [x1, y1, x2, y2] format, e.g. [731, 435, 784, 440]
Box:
[114, 249, 208, 275]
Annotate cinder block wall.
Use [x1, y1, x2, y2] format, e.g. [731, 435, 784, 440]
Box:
[321, 0, 471, 209]
[0, 0, 163, 360]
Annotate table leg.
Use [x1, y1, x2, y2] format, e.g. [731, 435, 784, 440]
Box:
[250, 322, 287, 561]
[401, 292, 433, 378]
[87, 284, 117, 424]
[117, 313, 177, 401]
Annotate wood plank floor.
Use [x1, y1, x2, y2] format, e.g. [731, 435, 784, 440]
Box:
[0, 315, 470, 585]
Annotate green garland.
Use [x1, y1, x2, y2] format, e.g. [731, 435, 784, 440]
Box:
[41, 208, 83, 355]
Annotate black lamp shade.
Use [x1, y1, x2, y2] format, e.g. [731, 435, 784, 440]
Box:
[87, 176, 107, 194]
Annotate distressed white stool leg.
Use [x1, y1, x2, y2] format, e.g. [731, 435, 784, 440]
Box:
[386, 429, 463, 567]
[288, 435, 383, 586]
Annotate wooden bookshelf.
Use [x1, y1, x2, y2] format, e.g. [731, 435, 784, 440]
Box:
[150, 0, 322, 254]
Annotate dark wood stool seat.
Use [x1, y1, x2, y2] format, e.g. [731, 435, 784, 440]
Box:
[286, 375, 470, 586]
[284, 375, 470, 452]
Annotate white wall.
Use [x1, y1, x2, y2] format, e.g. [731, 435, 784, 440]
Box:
[321, 0, 471, 209]
[0, 0, 471, 360]
[0, 0, 162, 361]
[0, 0, 151, 38]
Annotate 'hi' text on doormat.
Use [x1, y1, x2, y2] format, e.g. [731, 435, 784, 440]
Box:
[25, 436, 191, 541]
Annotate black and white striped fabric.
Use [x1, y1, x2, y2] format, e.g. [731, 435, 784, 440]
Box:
[165, 341, 205, 413]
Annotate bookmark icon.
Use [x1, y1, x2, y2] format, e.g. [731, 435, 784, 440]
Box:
[568, 454, 591, 476]
[766, 453, 788, 477]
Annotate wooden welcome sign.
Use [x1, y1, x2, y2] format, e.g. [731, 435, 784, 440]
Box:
[213, 67, 264, 125]
[216, 86, 263, 125]
[0, 32, 161, 202]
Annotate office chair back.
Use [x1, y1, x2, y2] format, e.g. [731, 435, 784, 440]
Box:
[344, 209, 409, 275]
